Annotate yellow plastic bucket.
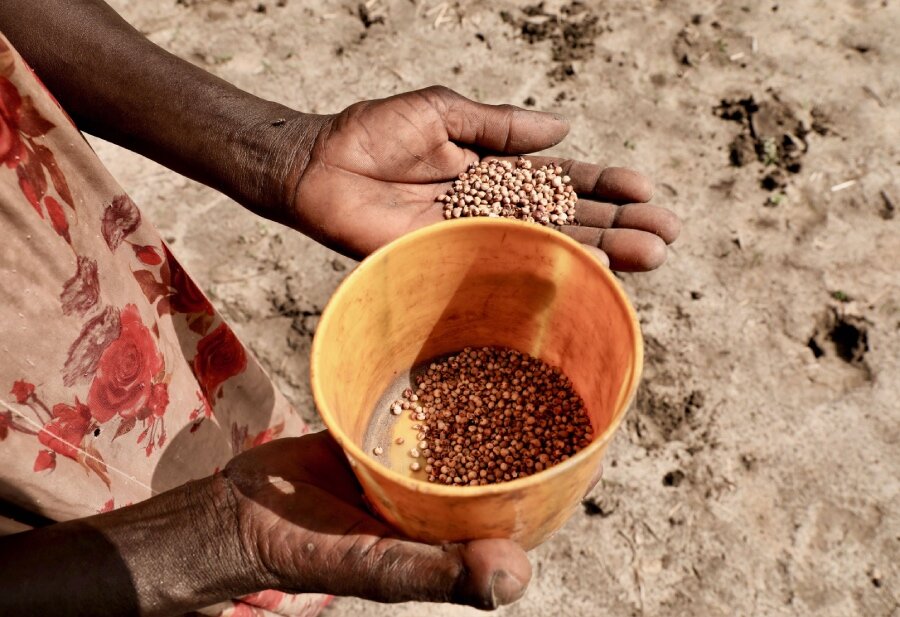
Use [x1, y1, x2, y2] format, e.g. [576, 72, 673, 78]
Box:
[310, 218, 643, 550]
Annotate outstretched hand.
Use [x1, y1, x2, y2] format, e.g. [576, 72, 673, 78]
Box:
[222, 431, 531, 609]
[284, 86, 680, 269]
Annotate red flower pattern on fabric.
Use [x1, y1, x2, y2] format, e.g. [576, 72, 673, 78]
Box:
[62, 306, 121, 387]
[133, 244, 215, 333]
[39, 399, 91, 459]
[194, 323, 247, 401]
[132, 244, 162, 265]
[10, 379, 34, 404]
[87, 304, 163, 423]
[251, 423, 284, 448]
[0, 75, 26, 168]
[231, 421, 284, 455]
[0, 412, 11, 441]
[147, 383, 169, 418]
[164, 246, 214, 316]
[33, 449, 56, 472]
[60, 256, 100, 317]
[1, 48, 317, 617]
[44, 194, 70, 242]
[102, 194, 141, 251]
[1, 64, 72, 242]
[240, 590, 286, 611]
[4, 378, 114, 485]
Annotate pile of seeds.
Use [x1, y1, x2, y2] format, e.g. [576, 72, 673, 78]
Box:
[379, 346, 593, 486]
[437, 157, 578, 226]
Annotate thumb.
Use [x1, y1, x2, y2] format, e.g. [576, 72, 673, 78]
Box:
[423, 85, 570, 154]
[326, 537, 532, 609]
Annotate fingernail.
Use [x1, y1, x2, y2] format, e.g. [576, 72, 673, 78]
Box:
[489, 570, 526, 607]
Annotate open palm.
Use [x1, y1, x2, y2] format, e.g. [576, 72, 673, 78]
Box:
[290, 86, 680, 269]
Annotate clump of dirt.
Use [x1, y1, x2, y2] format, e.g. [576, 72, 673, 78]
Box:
[356, 2, 384, 29]
[808, 309, 871, 368]
[267, 276, 323, 344]
[880, 190, 896, 220]
[629, 386, 707, 450]
[500, 1, 601, 82]
[672, 19, 748, 68]
[662, 469, 686, 487]
[582, 492, 618, 517]
[715, 94, 818, 200]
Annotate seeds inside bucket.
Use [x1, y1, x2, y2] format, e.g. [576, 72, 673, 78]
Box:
[384, 346, 592, 486]
[437, 157, 578, 226]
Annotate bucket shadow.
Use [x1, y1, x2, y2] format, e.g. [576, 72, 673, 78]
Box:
[150, 366, 280, 494]
[410, 250, 558, 368]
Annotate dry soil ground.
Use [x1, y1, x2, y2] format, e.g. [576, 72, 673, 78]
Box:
[94, 1, 899, 615]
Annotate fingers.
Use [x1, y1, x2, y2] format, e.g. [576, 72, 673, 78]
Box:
[576, 201, 682, 244]
[582, 245, 610, 267]
[421, 85, 570, 154]
[453, 540, 532, 609]
[560, 226, 668, 272]
[332, 536, 531, 610]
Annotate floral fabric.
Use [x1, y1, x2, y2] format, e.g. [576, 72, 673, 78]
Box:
[0, 32, 327, 616]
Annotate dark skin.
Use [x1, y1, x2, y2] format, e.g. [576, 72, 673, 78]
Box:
[289, 88, 680, 266]
[0, 1, 679, 266]
[0, 0, 681, 614]
[0, 433, 530, 615]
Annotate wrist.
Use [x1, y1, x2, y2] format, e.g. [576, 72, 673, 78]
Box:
[184, 472, 270, 598]
[224, 100, 331, 230]
[100, 473, 265, 615]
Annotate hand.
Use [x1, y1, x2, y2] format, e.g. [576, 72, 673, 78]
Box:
[221, 431, 531, 609]
[283, 86, 680, 269]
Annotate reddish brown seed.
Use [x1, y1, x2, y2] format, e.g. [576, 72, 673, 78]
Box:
[387, 346, 590, 487]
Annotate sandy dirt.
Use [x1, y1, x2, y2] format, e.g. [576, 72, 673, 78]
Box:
[92, 1, 899, 615]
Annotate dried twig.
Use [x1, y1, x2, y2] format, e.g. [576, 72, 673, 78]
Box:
[830, 179, 857, 192]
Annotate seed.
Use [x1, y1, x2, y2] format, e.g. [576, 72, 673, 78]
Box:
[395, 437, 405, 445]
[373, 447, 384, 456]
[383, 346, 590, 486]
[438, 157, 577, 227]
[410, 462, 421, 472]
